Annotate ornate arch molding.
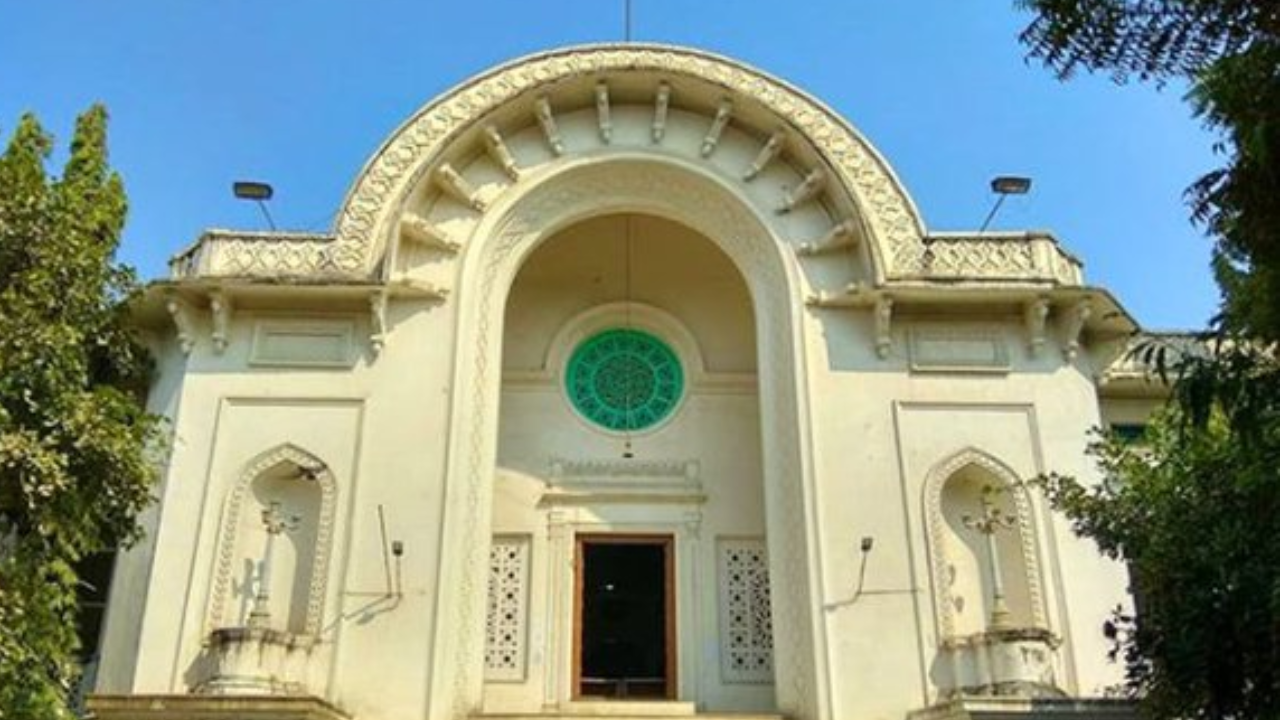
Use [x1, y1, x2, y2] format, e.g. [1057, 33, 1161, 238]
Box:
[433, 156, 826, 720]
[207, 443, 338, 638]
[334, 43, 925, 281]
[921, 448, 1048, 639]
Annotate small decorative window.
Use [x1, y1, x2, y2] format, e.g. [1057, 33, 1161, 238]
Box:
[565, 328, 684, 432]
[1110, 423, 1148, 444]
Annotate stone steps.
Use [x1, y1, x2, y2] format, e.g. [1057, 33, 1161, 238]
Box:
[476, 715, 784, 720]
[474, 701, 785, 720]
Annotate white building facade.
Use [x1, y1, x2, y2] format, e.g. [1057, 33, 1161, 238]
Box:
[90, 44, 1156, 720]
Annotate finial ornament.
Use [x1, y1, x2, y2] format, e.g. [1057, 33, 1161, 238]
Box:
[961, 486, 1018, 631]
[246, 501, 302, 630]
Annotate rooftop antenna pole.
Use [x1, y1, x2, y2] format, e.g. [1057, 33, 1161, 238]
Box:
[624, 0, 633, 42]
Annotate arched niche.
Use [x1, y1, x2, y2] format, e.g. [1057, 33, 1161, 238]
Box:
[207, 444, 337, 637]
[923, 449, 1047, 640]
[429, 154, 826, 720]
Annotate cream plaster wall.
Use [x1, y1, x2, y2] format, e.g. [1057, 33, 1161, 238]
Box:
[99, 44, 1145, 720]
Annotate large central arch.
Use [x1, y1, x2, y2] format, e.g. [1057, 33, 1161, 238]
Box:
[427, 154, 829, 720]
[333, 43, 927, 283]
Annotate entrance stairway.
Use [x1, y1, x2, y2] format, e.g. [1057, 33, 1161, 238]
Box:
[473, 701, 786, 720]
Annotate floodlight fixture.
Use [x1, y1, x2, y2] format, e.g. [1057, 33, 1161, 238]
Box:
[979, 175, 1033, 233]
[990, 176, 1032, 195]
[231, 180, 277, 230]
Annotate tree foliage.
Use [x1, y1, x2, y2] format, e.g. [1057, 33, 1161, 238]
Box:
[1018, 3, 1280, 718]
[1020, 0, 1280, 342]
[0, 107, 160, 718]
[1038, 344, 1280, 719]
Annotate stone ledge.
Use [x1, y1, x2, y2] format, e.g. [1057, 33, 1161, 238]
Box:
[86, 694, 350, 720]
[909, 697, 1137, 720]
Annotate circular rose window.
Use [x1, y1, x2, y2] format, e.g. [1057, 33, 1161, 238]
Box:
[565, 328, 684, 432]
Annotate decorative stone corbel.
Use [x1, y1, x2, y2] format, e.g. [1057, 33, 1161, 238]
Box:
[400, 213, 460, 254]
[1024, 297, 1050, 358]
[652, 82, 671, 144]
[779, 168, 827, 213]
[743, 130, 786, 182]
[875, 295, 894, 359]
[208, 289, 232, 355]
[433, 163, 486, 211]
[796, 219, 859, 256]
[481, 125, 521, 181]
[534, 96, 565, 156]
[595, 82, 612, 144]
[805, 282, 871, 308]
[388, 279, 449, 301]
[1062, 299, 1092, 360]
[165, 295, 195, 355]
[369, 289, 389, 357]
[700, 99, 733, 157]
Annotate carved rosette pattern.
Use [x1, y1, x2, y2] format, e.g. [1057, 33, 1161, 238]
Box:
[333, 44, 925, 279]
[446, 162, 818, 720]
[719, 539, 775, 684]
[921, 449, 1048, 640]
[207, 444, 338, 638]
[484, 536, 530, 681]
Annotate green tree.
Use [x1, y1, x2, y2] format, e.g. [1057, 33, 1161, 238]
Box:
[0, 107, 160, 718]
[1039, 342, 1280, 720]
[1018, 2, 1280, 718]
[1020, 0, 1280, 342]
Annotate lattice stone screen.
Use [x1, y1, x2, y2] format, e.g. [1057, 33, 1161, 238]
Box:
[718, 538, 774, 683]
[485, 536, 530, 681]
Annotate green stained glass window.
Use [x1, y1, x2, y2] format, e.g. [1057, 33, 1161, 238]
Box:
[566, 329, 684, 431]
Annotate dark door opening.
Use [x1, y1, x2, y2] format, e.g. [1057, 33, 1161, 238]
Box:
[574, 535, 675, 699]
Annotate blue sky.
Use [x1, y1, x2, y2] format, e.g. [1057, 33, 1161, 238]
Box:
[1, 1, 1220, 330]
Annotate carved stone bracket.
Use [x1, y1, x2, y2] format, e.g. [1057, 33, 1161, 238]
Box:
[595, 82, 612, 143]
[482, 126, 521, 181]
[805, 282, 873, 309]
[779, 168, 826, 213]
[209, 289, 232, 355]
[652, 82, 671, 144]
[875, 295, 894, 359]
[1062, 300, 1092, 360]
[743, 130, 786, 182]
[534, 96, 565, 156]
[796, 219, 859, 256]
[1024, 297, 1050, 358]
[166, 295, 195, 355]
[400, 213, 461, 254]
[433, 163, 486, 211]
[700, 99, 733, 157]
[369, 289, 388, 356]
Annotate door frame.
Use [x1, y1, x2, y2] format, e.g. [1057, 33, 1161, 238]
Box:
[572, 533, 677, 700]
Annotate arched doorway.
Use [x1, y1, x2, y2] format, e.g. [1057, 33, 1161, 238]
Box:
[427, 157, 826, 720]
[484, 212, 771, 711]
